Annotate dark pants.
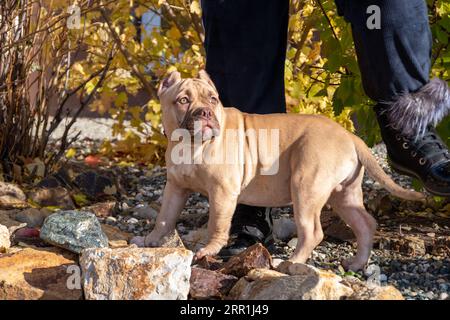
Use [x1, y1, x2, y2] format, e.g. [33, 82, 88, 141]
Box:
[201, 0, 432, 113]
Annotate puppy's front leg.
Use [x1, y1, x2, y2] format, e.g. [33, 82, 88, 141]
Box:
[195, 189, 237, 259]
[131, 180, 189, 247]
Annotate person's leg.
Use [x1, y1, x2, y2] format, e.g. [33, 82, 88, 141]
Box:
[201, 0, 289, 114]
[335, 0, 450, 195]
[201, 0, 290, 256]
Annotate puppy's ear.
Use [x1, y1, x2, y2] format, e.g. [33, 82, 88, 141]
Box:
[198, 70, 217, 92]
[158, 71, 181, 97]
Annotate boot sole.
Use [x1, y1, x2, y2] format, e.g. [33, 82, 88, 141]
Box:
[389, 160, 450, 197]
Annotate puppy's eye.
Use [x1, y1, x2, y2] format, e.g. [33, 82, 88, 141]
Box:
[210, 96, 218, 104]
[178, 97, 189, 104]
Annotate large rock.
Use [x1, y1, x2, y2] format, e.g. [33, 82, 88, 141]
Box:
[0, 247, 82, 300]
[190, 267, 238, 299]
[74, 171, 117, 199]
[0, 182, 28, 209]
[100, 224, 133, 248]
[228, 264, 353, 300]
[40, 210, 108, 253]
[85, 201, 117, 218]
[159, 230, 185, 248]
[0, 224, 11, 252]
[220, 243, 272, 277]
[0, 210, 26, 233]
[30, 187, 75, 210]
[80, 247, 193, 300]
[13, 208, 52, 228]
[342, 276, 404, 300]
[195, 256, 223, 271]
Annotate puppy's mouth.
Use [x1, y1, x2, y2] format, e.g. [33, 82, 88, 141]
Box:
[182, 109, 220, 141]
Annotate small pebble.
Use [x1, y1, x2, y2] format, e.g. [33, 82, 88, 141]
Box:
[127, 218, 139, 224]
[105, 216, 117, 224]
[379, 274, 388, 282]
[287, 238, 298, 248]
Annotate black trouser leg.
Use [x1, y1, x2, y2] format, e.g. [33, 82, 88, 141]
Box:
[201, 1, 288, 249]
[335, 0, 431, 103]
[201, 0, 289, 114]
[336, 0, 450, 196]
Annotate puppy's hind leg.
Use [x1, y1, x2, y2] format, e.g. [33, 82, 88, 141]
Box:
[328, 168, 377, 271]
[289, 177, 331, 264]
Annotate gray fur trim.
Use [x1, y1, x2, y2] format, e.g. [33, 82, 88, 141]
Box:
[386, 78, 450, 139]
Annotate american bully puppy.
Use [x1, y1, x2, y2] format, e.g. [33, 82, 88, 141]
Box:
[131, 70, 424, 271]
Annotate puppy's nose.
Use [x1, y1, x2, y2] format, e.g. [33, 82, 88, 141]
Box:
[200, 108, 213, 119]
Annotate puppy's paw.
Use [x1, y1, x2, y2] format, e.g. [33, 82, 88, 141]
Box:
[130, 236, 145, 247]
[129, 235, 160, 247]
[195, 245, 221, 260]
[341, 257, 365, 272]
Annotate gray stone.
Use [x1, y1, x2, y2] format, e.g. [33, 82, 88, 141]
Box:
[273, 217, 296, 241]
[287, 238, 298, 248]
[40, 210, 108, 253]
[131, 203, 158, 220]
[13, 208, 52, 228]
[80, 247, 193, 300]
[127, 217, 139, 224]
[105, 216, 117, 224]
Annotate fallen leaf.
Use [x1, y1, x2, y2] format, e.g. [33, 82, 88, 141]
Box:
[73, 193, 89, 206]
[85, 155, 101, 167]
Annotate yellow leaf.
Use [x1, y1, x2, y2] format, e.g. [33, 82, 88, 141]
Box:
[73, 193, 89, 207]
[166, 66, 178, 74]
[190, 0, 202, 15]
[129, 106, 142, 119]
[115, 92, 128, 108]
[65, 148, 77, 159]
[44, 206, 63, 212]
[166, 26, 181, 40]
[134, 5, 147, 17]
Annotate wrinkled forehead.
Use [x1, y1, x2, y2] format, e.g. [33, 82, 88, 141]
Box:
[174, 78, 218, 97]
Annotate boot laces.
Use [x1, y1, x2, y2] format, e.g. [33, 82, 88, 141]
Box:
[403, 129, 450, 163]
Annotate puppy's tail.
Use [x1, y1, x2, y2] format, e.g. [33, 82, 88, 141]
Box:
[351, 135, 425, 201]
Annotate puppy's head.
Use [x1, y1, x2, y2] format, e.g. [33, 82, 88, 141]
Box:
[158, 70, 221, 141]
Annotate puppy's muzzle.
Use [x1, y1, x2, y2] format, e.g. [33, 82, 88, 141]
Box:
[183, 107, 220, 140]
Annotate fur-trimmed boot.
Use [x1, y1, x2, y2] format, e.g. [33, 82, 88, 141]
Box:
[336, 0, 450, 196]
[375, 78, 450, 196]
